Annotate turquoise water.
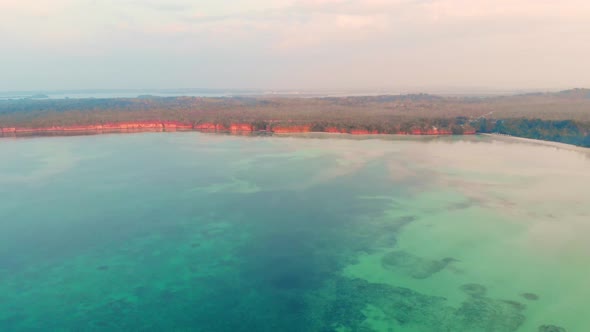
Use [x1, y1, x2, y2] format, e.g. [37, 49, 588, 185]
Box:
[0, 133, 588, 331]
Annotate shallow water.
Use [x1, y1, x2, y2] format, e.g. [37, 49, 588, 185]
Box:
[0, 133, 588, 331]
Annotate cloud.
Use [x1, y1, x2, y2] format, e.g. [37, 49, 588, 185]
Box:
[1, 0, 589, 90]
[0, 0, 76, 19]
[424, 0, 590, 20]
[127, 0, 193, 12]
[335, 14, 386, 29]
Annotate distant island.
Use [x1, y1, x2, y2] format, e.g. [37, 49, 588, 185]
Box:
[1, 89, 589, 147]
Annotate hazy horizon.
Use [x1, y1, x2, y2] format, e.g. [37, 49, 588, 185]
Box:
[2, 86, 584, 99]
[2, 0, 589, 91]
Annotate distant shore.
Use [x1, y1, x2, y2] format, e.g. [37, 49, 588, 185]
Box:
[2, 123, 589, 154]
[0, 121, 475, 138]
[1, 92, 589, 147]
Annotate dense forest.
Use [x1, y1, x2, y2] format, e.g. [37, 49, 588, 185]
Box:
[1, 89, 589, 147]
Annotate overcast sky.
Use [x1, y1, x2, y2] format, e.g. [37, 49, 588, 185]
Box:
[1, 0, 589, 91]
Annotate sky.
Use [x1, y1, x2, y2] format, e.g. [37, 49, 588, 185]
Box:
[1, 0, 590, 92]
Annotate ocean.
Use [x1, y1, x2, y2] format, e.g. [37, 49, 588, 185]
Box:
[0, 132, 588, 331]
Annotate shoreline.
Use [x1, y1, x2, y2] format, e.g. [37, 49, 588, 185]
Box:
[0, 121, 475, 138]
[482, 133, 590, 153]
[1, 122, 588, 151]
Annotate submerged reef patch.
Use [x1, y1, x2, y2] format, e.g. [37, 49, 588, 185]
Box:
[453, 297, 525, 331]
[460, 283, 487, 297]
[309, 276, 527, 331]
[389, 216, 416, 231]
[538, 325, 567, 332]
[381, 250, 457, 279]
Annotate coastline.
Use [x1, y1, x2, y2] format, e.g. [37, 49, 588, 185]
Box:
[482, 133, 590, 153]
[1, 122, 588, 152]
[0, 121, 475, 138]
[2, 92, 589, 149]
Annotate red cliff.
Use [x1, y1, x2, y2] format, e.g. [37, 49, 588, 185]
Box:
[463, 129, 477, 135]
[350, 129, 380, 135]
[411, 128, 453, 135]
[272, 125, 312, 133]
[194, 122, 217, 130]
[1, 122, 478, 137]
[325, 127, 347, 133]
[162, 121, 193, 131]
[1, 127, 16, 134]
[102, 122, 163, 130]
[194, 123, 229, 131]
[2, 121, 194, 135]
[229, 123, 253, 132]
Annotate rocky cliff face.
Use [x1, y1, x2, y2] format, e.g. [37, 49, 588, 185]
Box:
[0, 121, 194, 135]
[411, 128, 453, 135]
[350, 129, 381, 135]
[0, 122, 476, 137]
[194, 123, 217, 130]
[325, 127, 347, 133]
[229, 123, 254, 132]
[271, 125, 311, 133]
